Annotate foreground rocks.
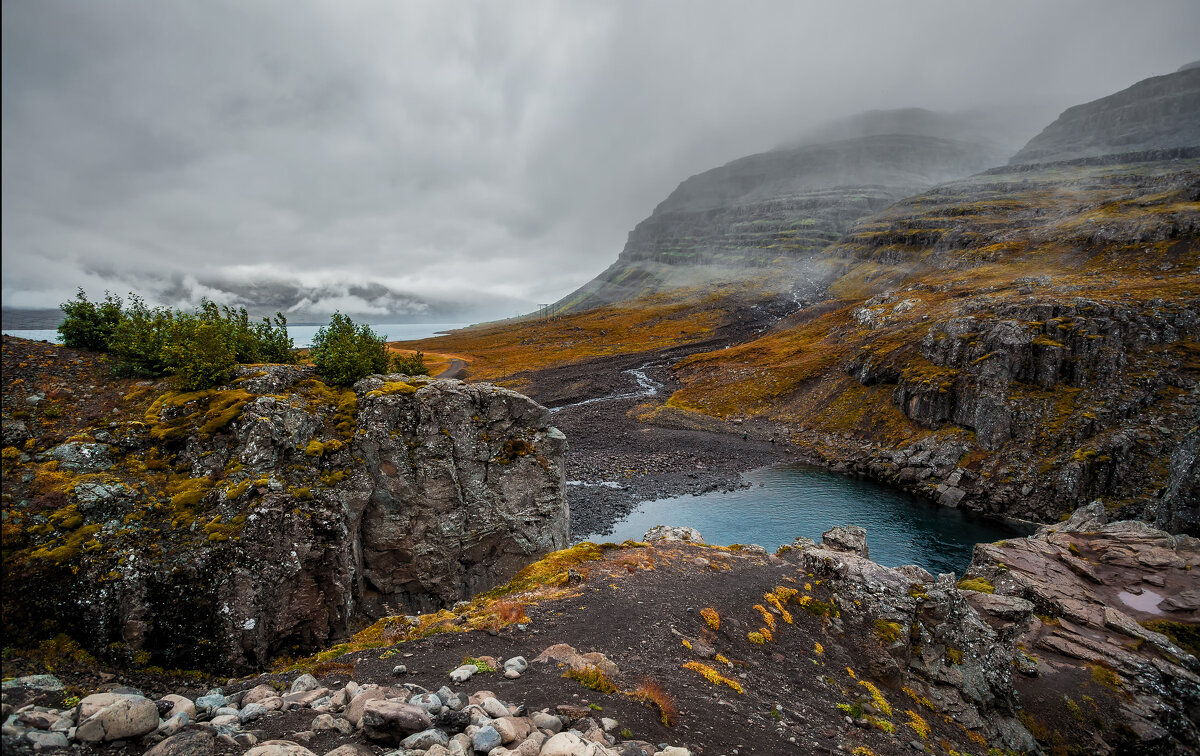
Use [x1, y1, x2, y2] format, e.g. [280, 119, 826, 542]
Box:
[963, 502, 1200, 749]
[2, 664, 688, 756]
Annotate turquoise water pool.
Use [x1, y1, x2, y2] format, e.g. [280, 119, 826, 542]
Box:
[583, 464, 1032, 575]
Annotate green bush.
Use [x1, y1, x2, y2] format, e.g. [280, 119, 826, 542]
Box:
[392, 350, 430, 376]
[109, 295, 173, 377]
[56, 290, 297, 390]
[161, 305, 238, 391]
[308, 312, 390, 386]
[253, 312, 295, 365]
[57, 289, 123, 351]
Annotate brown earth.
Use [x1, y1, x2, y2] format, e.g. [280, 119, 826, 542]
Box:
[3, 540, 1010, 756]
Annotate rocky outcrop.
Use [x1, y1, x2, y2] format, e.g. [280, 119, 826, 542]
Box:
[1010, 67, 1200, 165]
[4, 365, 568, 672]
[809, 152, 1200, 528]
[796, 532, 1037, 752]
[792, 512, 1200, 753]
[962, 504, 1200, 752]
[882, 297, 1198, 450]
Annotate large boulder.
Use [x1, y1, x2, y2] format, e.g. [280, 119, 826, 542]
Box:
[145, 730, 215, 756]
[821, 525, 869, 557]
[75, 695, 160, 742]
[360, 699, 434, 744]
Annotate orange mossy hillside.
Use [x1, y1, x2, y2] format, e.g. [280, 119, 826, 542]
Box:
[400, 283, 776, 384]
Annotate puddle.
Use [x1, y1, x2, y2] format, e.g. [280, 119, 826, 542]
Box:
[1118, 589, 1165, 614]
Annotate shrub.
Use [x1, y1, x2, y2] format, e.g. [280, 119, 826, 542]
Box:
[309, 312, 390, 386]
[565, 665, 618, 694]
[392, 350, 430, 376]
[58, 289, 123, 351]
[630, 678, 677, 726]
[59, 291, 296, 387]
[858, 679, 892, 717]
[109, 295, 173, 377]
[683, 661, 743, 694]
[462, 656, 497, 673]
[254, 313, 296, 364]
[161, 308, 238, 391]
[906, 710, 930, 739]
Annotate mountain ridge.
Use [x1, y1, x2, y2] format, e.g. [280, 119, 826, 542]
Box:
[1010, 66, 1200, 165]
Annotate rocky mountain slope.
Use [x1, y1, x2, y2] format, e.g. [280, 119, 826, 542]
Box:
[1010, 64, 1200, 165]
[666, 150, 1199, 528]
[555, 129, 1007, 312]
[1, 337, 568, 673]
[415, 149, 1199, 533]
[4, 509, 1197, 755]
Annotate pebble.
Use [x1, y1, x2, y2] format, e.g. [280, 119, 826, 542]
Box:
[240, 703, 268, 723]
[158, 713, 190, 737]
[532, 712, 563, 733]
[481, 697, 511, 719]
[75, 695, 160, 743]
[309, 714, 336, 731]
[503, 656, 529, 674]
[195, 693, 227, 712]
[26, 730, 69, 751]
[410, 692, 443, 715]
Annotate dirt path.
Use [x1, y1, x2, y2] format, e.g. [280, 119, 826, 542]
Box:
[436, 358, 468, 379]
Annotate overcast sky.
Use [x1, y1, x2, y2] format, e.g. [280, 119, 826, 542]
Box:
[4, 1, 1198, 318]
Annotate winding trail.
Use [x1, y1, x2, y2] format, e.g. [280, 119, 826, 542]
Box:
[436, 358, 468, 380]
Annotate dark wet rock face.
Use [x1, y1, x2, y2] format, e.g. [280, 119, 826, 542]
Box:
[6, 366, 567, 672]
[892, 298, 1198, 452]
[1011, 67, 1200, 165]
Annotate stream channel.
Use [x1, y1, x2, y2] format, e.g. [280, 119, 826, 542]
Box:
[579, 465, 1033, 576]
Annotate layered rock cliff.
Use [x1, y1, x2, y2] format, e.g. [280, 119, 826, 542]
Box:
[1, 344, 568, 672]
[556, 132, 1007, 312]
[1009, 65, 1200, 165]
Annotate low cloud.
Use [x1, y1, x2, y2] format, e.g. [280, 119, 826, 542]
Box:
[4, 1, 1198, 318]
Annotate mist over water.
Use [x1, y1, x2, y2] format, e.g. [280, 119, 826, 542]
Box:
[585, 464, 1033, 575]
